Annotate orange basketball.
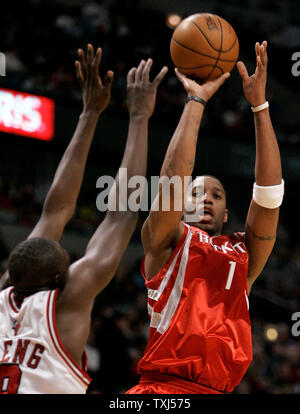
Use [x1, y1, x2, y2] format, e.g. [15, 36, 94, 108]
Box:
[170, 13, 239, 81]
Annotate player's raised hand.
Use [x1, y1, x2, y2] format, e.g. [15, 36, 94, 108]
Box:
[126, 58, 168, 118]
[175, 68, 230, 102]
[75, 44, 114, 114]
[237, 41, 268, 107]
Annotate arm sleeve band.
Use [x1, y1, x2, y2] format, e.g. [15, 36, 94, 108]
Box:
[253, 179, 284, 209]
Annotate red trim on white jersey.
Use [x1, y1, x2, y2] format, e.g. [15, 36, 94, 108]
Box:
[8, 287, 19, 313]
[46, 289, 91, 387]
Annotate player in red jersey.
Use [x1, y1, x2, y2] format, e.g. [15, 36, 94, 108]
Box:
[126, 41, 283, 394]
[0, 45, 168, 393]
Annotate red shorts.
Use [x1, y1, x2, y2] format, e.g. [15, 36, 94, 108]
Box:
[125, 373, 224, 394]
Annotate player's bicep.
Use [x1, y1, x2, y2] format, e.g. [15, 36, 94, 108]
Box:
[245, 200, 279, 290]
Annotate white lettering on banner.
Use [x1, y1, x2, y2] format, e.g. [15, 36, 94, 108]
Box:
[0, 91, 42, 132]
[22, 97, 42, 132]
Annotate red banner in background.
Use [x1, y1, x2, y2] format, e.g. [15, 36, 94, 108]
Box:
[0, 88, 55, 141]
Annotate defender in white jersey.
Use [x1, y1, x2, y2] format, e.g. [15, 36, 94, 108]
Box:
[0, 45, 168, 393]
[0, 288, 90, 393]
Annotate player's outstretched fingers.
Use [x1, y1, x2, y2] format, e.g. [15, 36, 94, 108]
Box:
[103, 70, 114, 90]
[153, 66, 168, 87]
[136, 60, 146, 83]
[174, 68, 190, 89]
[142, 58, 153, 83]
[255, 42, 260, 60]
[93, 47, 102, 77]
[256, 55, 264, 74]
[86, 44, 94, 78]
[87, 43, 94, 64]
[78, 49, 87, 80]
[75, 60, 84, 88]
[237, 61, 249, 81]
[127, 67, 137, 85]
[260, 41, 268, 67]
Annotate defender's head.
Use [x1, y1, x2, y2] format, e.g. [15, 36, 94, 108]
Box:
[184, 175, 228, 236]
[8, 237, 70, 297]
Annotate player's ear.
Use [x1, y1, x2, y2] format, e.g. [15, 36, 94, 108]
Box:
[223, 209, 229, 223]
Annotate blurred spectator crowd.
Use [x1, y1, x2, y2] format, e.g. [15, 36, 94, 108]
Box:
[0, 0, 299, 143]
[0, 0, 300, 395]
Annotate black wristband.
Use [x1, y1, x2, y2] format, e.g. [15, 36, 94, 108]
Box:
[185, 95, 207, 106]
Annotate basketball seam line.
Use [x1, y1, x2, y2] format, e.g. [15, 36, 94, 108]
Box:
[171, 38, 237, 63]
[203, 17, 224, 81]
[176, 64, 225, 70]
[191, 19, 238, 53]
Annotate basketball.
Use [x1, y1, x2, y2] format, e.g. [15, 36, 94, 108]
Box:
[170, 13, 239, 81]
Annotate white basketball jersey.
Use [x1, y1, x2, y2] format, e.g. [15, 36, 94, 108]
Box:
[0, 287, 91, 394]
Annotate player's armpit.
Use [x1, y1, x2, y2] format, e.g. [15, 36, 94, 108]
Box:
[142, 213, 185, 255]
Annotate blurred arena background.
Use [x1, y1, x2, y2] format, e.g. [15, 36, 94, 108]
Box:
[0, 0, 300, 394]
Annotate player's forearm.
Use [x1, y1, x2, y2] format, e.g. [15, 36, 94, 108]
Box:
[121, 114, 149, 179]
[160, 101, 204, 183]
[43, 109, 100, 217]
[253, 109, 282, 185]
[107, 114, 149, 215]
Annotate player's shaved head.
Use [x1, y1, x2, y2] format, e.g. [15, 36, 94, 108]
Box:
[8, 237, 69, 296]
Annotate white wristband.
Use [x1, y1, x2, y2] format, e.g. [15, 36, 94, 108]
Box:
[253, 179, 284, 209]
[251, 101, 269, 113]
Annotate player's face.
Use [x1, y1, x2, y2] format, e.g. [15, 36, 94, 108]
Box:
[185, 176, 228, 236]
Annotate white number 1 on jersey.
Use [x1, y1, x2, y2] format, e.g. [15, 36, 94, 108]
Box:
[225, 261, 236, 290]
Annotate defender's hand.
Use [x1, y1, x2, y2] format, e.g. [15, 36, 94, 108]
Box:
[237, 41, 268, 107]
[126, 59, 168, 118]
[75, 44, 114, 114]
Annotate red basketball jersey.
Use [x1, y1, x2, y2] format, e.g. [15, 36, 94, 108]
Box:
[137, 222, 252, 393]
